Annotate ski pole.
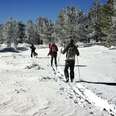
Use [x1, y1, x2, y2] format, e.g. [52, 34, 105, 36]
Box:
[77, 57, 80, 81]
[58, 47, 62, 65]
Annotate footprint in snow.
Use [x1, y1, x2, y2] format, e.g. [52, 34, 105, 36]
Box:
[25, 64, 44, 70]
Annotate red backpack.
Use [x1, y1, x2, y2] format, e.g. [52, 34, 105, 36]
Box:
[51, 44, 58, 53]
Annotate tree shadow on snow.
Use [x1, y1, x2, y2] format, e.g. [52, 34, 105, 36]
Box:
[0, 47, 19, 53]
[37, 56, 50, 59]
[109, 47, 116, 50]
[17, 47, 28, 51]
[76, 80, 116, 86]
[58, 64, 87, 67]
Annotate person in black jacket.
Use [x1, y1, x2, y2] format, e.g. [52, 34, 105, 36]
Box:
[62, 38, 79, 82]
[30, 44, 37, 58]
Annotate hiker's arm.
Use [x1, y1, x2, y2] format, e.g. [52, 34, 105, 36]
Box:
[75, 47, 79, 56]
[48, 49, 51, 56]
[56, 46, 58, 51]
[62, 45, 69, 54]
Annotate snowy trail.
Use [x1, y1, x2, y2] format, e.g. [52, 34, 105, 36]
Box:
[0, 45, 116, 116]
[0, 47, 90, 116]
[56, 67, 116, 116]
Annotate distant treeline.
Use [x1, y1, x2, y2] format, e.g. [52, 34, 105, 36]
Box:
[0, 0, 115, 47]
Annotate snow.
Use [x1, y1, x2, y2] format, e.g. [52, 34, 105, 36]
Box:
[0, 44, 116, 116]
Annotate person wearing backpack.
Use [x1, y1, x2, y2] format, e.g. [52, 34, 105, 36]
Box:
[48, 42, 58, 67]
[30, 44, 38, 58]
[61, 38, 79, 82]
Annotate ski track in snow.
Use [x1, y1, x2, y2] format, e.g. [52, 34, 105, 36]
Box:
[0, 45, 116, 116]
[56, 67, 116, 116]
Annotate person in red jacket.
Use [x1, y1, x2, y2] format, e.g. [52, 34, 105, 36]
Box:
[48, 42, 58, 67]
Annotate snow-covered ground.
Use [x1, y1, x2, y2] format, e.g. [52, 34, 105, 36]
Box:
[0, 44, 116, 116]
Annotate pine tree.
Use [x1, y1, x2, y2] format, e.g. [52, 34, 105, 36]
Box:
[2, 18, 16, 47]
[110, 0, 116, 46]
[0, 24, 4, 44]
[88, 0, 113, 44]
[56, 6, 88, 43]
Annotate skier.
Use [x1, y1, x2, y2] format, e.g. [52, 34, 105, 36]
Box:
[30, 44, 37, 58]
[48, 42, 58, 67]
[61, 38, 79, 82]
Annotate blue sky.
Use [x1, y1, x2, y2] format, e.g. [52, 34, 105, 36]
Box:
[0, 0, 107, 23]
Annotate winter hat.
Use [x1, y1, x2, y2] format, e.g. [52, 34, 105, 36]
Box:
[70, 39, 74, 44]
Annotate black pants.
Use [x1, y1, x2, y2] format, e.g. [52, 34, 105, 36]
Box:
[64, 60, 75, 82]
[31, 50, 36, 57]
[51, 55, 57, 67]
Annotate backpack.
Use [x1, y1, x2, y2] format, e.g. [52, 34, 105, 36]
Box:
[66, 45, 75, 60]
[51, 45, 57, 53]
